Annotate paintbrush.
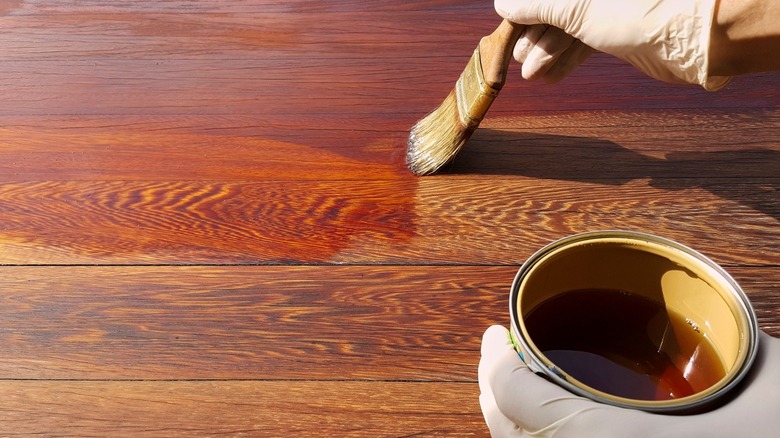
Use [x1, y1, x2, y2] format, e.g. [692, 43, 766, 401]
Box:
[406, 20, 525, 175]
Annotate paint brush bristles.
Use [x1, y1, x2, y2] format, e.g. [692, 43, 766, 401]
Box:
[407, 49, 495, 175]
[406, 20, 524, 175]
[406, 90, 466, 176]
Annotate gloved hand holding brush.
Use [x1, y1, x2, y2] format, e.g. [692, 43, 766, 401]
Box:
[406, 0, 778, 175]
[495, 0, 780, 90]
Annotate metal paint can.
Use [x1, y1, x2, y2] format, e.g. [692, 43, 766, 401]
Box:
[509, 230, 759, 413]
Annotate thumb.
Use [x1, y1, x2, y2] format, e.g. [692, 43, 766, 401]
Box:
[479, 325, 527, 437]
[479, 325, 617, 436]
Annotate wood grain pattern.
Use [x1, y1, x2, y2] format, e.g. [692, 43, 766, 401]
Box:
[0, 266, 508, 380]
[0, 381, 487, 437]
[0, 178, 777, 265]
[0, 266, 776, 382]
[0, 0, 778, 435]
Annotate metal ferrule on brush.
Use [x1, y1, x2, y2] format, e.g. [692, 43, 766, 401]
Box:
[455, 48, 500, 128]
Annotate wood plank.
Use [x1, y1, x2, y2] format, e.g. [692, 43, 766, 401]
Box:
[0, 266, 776, 381]
[0, 117, 409, 182]
[0, 380, 487, 437]
[0, 110, 777, 182]
[0, 178, 777, 265]
[1, 0, 488, 15]
[0, 3, 777, 117]
[0, 57, 776, 117]
[0, 9, 488, 60]
[0, 266, 508, 380]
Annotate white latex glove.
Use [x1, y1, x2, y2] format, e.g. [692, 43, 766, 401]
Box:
[494, 0, 731, 90]
[478, 325, 780, 437]
[507, 23, 595, 83]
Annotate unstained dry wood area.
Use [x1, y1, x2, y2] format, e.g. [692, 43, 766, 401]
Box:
[0, 1, 778, 436]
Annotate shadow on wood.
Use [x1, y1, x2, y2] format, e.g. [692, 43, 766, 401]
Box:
[448, 128, 780, 222]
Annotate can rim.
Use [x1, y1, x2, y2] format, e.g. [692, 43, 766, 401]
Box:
[508, 230, 760, 413]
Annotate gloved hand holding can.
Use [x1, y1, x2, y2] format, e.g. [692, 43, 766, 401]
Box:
[479, 325, 780, 437]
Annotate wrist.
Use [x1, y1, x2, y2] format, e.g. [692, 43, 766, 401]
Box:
[709, 0, 780, 76]
[621, 0, 730, 90]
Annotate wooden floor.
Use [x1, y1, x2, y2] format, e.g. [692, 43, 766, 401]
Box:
[0, 1, 778, 435]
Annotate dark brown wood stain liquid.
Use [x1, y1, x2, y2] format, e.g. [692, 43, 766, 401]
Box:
[524, 289, 726, 400]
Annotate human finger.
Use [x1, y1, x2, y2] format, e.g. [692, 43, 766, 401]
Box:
[482, 325, 598, 433]
[542, 40, 595, 83]
[521, 26, 576, 81]
[479, 386, 526, 437]
[479, 326, 527, 437]
[513, 24, 547, 64]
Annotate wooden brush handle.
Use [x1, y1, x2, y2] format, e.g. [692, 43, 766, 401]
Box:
[479, 19, 525, 90]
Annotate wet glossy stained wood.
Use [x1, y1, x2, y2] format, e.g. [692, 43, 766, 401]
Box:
[0, 1, 778, 435]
